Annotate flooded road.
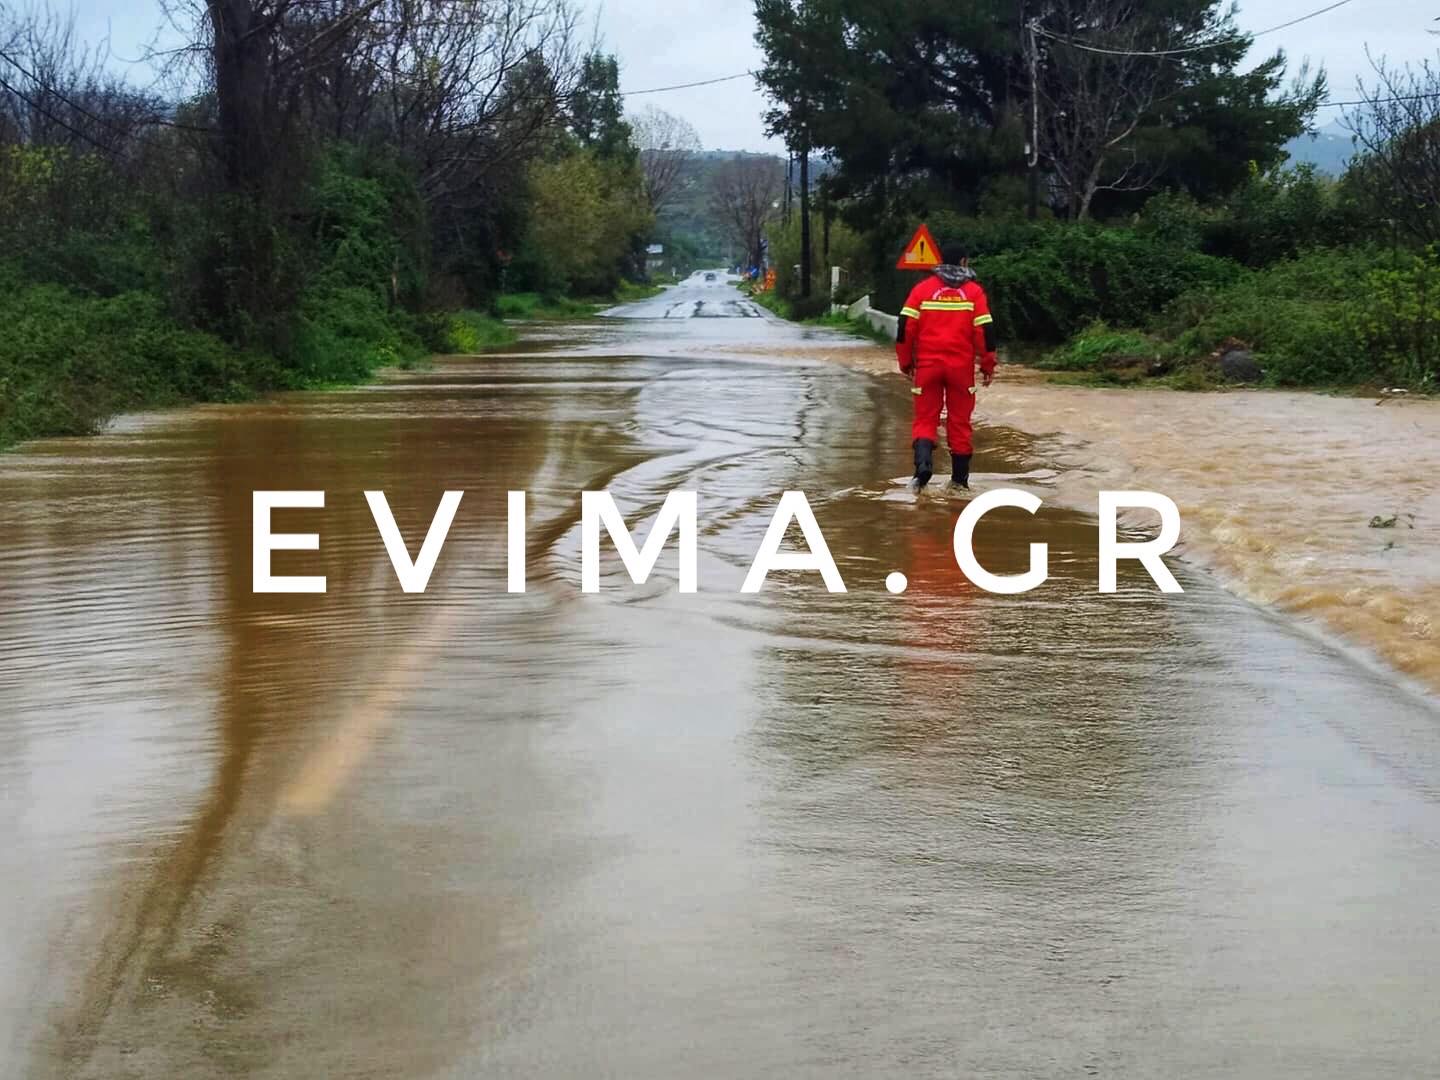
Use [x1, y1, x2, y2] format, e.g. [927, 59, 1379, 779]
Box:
[3, 273, 1440, 1077]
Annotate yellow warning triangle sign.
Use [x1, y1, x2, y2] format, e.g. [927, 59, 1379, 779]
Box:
[896, 223, 943, 270]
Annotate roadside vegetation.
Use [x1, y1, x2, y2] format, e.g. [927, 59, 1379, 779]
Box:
[441, 312, 518, 354]
[495, 281, 665, 320]
[745, 282, 893, 346]
[803, 311, 895, 348]
[752, 0, 1440, 392]
[0, 5, 691, 450]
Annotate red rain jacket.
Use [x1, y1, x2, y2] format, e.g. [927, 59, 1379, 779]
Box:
[895, 275, 997, 376]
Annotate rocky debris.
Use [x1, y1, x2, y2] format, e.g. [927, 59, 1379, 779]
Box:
[1212, 337, 1262, 383]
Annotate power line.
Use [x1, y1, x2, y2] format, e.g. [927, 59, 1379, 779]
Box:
[1251, 0, 1358, 37]
[0, 72, 118, 153]
[1034, 0, 1357, 57]
[622, 71, 755, 96]
[1255, 0, 1353, 37]
[1315, 91, 1440, 109]
[0, 45, 213, 138]
[1034, 25, 1223, 57]
[677, 0, 1361, 97]
[0, 45, 135, 142]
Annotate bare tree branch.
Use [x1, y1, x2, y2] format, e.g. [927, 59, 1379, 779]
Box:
[630, 103, 700, 215]
[1036, 0, 1177, 218]
[709, 154, 782, 269]
[1343, 51, 1440, 244]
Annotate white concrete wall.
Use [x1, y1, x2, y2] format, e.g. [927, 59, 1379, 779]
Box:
[864, 308, 898, 339]
[834, 292, 897, 339]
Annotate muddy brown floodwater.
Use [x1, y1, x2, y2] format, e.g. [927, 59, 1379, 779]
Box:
[782, 339, 1440, 696]
[3, 273, 1440, 1078]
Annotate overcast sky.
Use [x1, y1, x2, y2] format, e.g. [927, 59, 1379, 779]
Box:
[70, 0, 1438, 151]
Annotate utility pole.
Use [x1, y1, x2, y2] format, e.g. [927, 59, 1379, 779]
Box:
[799, 136, 812, 298]
[1026, 13, 1041, 221]
[821, 184, 831, 263]
[783, 154, 794, 226]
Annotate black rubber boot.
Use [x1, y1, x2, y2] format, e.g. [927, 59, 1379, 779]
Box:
[912, 439, 936, 490]
[950, 452, 971, 489]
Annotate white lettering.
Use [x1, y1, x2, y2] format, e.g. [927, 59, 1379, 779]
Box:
[953, 489, 1048, 594]
[742, 491, 846, 593]
[582, 490, 698, 593]
[365, 490, 464, 593]
[1098, 491, 1183, 593]
[253, 490, 326, 593]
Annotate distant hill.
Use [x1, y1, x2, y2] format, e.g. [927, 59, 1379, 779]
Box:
[1282, 122, 1357, 176]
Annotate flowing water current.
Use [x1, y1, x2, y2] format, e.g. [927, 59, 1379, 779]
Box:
[2, 275, 1438, 1077]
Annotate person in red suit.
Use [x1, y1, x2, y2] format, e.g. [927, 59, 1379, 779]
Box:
[894, 242, 998, 490]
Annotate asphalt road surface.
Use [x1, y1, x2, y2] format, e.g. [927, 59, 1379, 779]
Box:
[604, 270, 770, 318]
[3, 273, 1439, 1077]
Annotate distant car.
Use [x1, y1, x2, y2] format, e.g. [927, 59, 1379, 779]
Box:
[704, 272, 717, 282]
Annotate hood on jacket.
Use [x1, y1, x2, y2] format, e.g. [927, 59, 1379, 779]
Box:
[934, 263, 976, 287]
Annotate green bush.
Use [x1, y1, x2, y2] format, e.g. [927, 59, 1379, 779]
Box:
[807, 310, 894, 346]
[495, 292, 597, 319]
[1160, 286, 1356, 386]
[0, 281, 255, 448]
[509, 149, 653, 298]
[749, 289, 790, 319]
[613, 280, 665, 303]
[1135, 165, 1366, 271]
[1134, 190, 1208, 252]
[291, 286, 426, 384]
[0, 145, 161, 296]
[1146, 246, 1440, 387]
[1034, 242, 1440, 389]
[765, 214, 871, 304]
[440, 311, 517, 352]
[1197, 164, 1360, 268]
[865, 218, 1236, 344]
[306, 146, 428, 305]
[979, 226, 1240, 343]
[282, 149, 434, 384]
[1352, 250, 1440, 390]
[1040, 324, 1161, 371]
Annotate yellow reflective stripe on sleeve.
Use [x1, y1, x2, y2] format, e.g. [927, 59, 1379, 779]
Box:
[900, 306, 921, 318]
[918, 300, 976, 311]
[973, 314, 993, 326]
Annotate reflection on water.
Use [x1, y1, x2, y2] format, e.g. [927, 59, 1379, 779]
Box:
[2, 302, 1440, 1076]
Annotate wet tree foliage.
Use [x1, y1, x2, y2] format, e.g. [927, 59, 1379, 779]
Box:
[0, 0, 669, 445]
